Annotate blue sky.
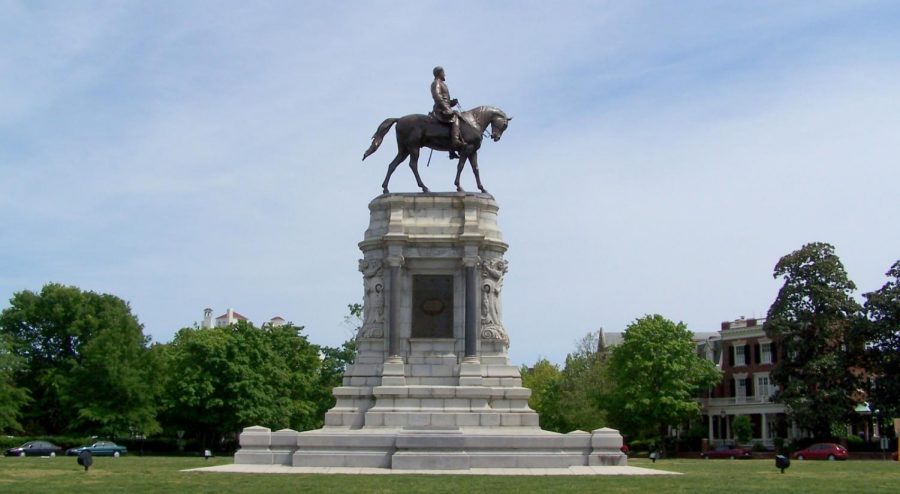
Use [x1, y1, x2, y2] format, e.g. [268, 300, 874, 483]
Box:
[2, 1, 899, 365]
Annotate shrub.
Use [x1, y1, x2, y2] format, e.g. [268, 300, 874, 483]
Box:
[732, 415, 753, 444]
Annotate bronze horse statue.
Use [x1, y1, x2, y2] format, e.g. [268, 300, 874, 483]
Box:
[362, 106, 511, 194]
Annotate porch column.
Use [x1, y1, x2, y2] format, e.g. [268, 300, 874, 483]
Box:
[761, 413, 768, 443]
[708, 414, 714, 442]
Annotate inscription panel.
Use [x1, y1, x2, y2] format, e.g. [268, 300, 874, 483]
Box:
[411, 274, 454, 338]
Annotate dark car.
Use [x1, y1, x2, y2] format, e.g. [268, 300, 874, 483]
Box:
[4, 441, 63, 457]
[702, 444, 753, 459]
[793, 442, 848, 461]
[66, 441, 128, 457]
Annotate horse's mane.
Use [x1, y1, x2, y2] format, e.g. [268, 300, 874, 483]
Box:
[468, 105, 506, 117]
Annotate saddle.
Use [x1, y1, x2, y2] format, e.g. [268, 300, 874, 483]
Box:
[424, 112, 478, 138]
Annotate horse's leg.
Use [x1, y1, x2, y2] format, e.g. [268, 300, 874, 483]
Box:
[469, 151, 488, 194]
[408, 147, 429, 193]
[382, 150, 409, 194]
[454, 154, 469, 192]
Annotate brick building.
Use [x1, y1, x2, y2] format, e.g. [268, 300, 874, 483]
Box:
[697, 317, 803, 447]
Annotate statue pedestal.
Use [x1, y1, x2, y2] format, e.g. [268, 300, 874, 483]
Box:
[234, 193, 626, 469]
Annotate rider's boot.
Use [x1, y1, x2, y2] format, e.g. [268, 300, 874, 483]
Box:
[448, 120, 462, 159]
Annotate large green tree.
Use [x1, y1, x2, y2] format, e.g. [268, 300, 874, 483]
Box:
[0, 283, 160, 435]
[160, 320, 338, 446]
[864, 260, 900, 419]
[763, 242, 865, 438]
[555, 332, 610, 432]
[0, 335, 30, 433]
[521, 332, 611, 433]
[604, 315, 721, 443]
[520, 358, 563, 431]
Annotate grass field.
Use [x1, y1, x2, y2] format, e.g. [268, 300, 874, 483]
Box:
[0, 456, 897, 493]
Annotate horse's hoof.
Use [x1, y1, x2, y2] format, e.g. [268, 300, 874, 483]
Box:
[456, 186, 465, 192]
[479, 188, 488, 194]
[383, 188, 390, 194]
[421, 187, 430, 193]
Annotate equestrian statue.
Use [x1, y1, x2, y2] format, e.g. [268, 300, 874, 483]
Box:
[362, 66, 511, 194]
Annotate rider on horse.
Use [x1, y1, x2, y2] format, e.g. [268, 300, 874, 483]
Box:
[430, 66, 463, 159]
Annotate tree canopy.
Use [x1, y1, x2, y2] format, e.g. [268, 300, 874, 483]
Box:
[0, 334, 30, 433]
[520, 358, 563, 431]
[864, 260, 900, 418]
[0, 283, 160, 436]
[521, 332, 610, 433]
[604, 315, 721, 441]
[764, 242, 865, 438]
[160, 321, 318, 443]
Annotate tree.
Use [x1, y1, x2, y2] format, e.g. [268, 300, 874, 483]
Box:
[0, 335, 30, 433]
[158, 319, 351, 447]
[555, 331, 609, 432]
[864, 260, 900, 419]
[520, 359, 563, 431]
[604, 315, 721, 445]
[314, 338, 357, 426]
[0, 283, 160, 435]
[732, 415, 753, 444]
[764, 242, 865, 439]
[161, 322, 300, 446]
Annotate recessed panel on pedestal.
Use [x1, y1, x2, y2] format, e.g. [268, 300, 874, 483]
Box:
[411, 274, 454, 338]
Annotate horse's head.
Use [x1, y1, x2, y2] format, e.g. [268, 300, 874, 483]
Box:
[489, 111, 512, 142]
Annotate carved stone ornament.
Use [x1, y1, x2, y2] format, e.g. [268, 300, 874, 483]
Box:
[480, 257, 509, 345]
[358, 259, 385, 339]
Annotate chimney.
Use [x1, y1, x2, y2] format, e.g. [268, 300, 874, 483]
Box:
[227, 308, 234, 324]
[202, 308, 213, 329]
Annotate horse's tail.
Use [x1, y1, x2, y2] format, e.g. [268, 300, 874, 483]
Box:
[362, 118, 398, 161]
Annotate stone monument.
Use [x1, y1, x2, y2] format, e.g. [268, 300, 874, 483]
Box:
[234, 192, 627, 469]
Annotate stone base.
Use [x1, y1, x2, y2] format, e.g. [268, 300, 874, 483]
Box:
[235, 426, 627, 470]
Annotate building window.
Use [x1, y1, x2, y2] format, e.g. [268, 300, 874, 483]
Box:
[756, 375, 775, 401]
[736, 378, 747, 403]
[734, 345, 746, 366]
[761, 343, 772, 364]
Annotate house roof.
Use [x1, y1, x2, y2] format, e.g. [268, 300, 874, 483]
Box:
[215, 311, 248, 320]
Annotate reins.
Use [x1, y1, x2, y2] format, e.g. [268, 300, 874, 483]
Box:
[426, 105, 493, 167]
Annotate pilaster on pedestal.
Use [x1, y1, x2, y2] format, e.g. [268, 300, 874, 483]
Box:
[458, 356, 483, 386]
[381, 355, 406, 386]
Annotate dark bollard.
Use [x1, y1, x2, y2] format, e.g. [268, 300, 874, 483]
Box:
[775, 454, 790, 474]
[77, 450, 93, 472]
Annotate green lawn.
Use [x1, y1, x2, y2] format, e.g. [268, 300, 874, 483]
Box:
[0, 456, 897, 493]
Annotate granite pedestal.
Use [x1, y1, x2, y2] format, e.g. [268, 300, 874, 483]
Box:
[234, 193, 626, 470]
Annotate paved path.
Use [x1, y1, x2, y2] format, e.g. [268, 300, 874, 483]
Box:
[186, 464, 679, 476]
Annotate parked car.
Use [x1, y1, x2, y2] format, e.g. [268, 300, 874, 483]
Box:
[701, 444, 753, 459]
[66, 441, 128, 457]
[4, 441, 63, 457]
[792, 443, 848, 461]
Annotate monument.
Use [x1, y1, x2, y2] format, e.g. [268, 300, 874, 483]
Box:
[233, 68, 626, 470]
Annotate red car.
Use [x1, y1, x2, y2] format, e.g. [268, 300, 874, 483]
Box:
[793, 443, 848, 461]
[702, 445, 753, 459]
